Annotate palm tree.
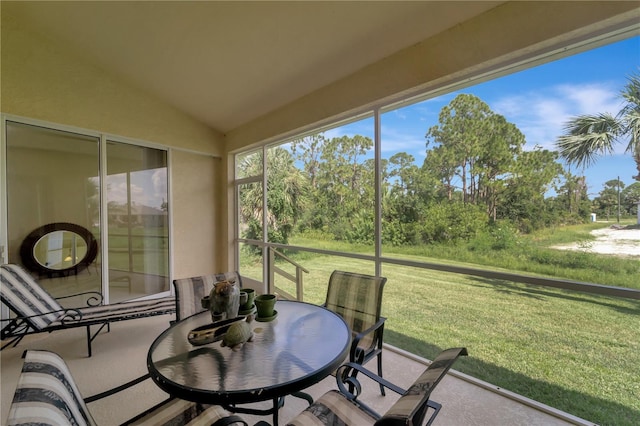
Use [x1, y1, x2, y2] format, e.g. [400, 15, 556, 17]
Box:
[238, 147, 307, 244]
[556, 72, 640, 182]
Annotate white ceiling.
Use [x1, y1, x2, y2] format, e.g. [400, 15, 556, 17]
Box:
[6, 1, 504, 134]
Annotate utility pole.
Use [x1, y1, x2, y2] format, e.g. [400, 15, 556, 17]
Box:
[617, 176, 621, 223]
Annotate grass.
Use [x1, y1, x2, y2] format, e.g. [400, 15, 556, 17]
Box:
[240, 221, 640, 425]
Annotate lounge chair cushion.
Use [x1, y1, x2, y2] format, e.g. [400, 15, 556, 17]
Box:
[1, 263, 176, 357]
[286, 389, 377, 426]
[1, 264, 63, 329]
[48, 297, 176, 327]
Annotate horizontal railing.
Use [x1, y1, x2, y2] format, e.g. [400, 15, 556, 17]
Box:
[241, 238, 640, 301]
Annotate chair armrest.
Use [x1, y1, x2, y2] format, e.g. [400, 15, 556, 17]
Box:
[336, 361, 406, 399]
[335, 347, 468, 425]
[84, 373, 151, 403]
[56, 291, 104, 307]
[350, 316, 386, 362]
[332, 361, 405, 420]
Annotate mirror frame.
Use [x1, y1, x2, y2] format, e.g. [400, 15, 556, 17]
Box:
[20, 222, 98, 276]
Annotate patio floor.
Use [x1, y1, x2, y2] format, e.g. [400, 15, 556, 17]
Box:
[0, 313, 595, 425]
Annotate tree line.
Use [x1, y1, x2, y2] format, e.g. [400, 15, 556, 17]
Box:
[239, 85, 640, 247]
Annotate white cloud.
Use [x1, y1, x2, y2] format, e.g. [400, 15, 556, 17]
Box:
[491, 82, 625, 153]
[556, 83, 621, 114]
[106, 169, 167, 209]
[152, 168, 167, 201]
[380, 125, 426, 158]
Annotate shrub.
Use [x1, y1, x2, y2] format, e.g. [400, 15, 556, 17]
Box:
[419, 203, 487, 243]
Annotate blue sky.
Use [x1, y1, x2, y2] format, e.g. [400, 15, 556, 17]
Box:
[328, 35, 639, 197]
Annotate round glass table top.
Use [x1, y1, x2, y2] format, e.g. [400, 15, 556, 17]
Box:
[147, 300, 350, 404]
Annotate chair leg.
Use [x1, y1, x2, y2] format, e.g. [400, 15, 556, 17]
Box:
[272, 397, 279, 426]
[86, 326, 92, 357]
[291, 391, 314, 405]
[377, 352, 385, 396]
[1, 335, 25, 350]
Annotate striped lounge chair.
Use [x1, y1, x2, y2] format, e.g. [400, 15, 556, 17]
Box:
[0, 264, 176, 357]
[325, 270, 388, 395]
[6, 349, 247, 426]
[287, 347, 468, 426]
[172, 271, 242, 321]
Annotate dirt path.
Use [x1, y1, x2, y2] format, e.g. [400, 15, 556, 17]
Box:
[552, 225, 640, 258]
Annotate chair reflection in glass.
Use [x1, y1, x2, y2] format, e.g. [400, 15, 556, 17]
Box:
[324, 270, 388, 395]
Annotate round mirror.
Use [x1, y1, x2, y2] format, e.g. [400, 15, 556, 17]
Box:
[33, 230, 89, 270]
[20, 223, 98, 276]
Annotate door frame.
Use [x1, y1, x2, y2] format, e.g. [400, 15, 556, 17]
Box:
[0, 114, 174, 304]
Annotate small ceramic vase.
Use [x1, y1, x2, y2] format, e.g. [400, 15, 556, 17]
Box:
[209, 280, 241, 320]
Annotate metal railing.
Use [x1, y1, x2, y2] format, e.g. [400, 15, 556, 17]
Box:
[267, 247, 309, 300]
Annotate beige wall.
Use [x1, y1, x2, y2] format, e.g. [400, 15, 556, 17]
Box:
[171, 150, 225, 278]
[1, 14, 224, 153]
[1, 15, 229, 276]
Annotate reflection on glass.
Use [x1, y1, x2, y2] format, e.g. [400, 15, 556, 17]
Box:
[33, 231, 88, 270]
[5, 121, 101, 296]
[106, 141, 169, 302]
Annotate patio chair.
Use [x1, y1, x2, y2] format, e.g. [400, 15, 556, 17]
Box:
[172, 271, 243, 321]
[325, 270, 388, 395]
[287, 347, 468, 426]
[6, 349, 248, 426]
[0, 263, 176, 357]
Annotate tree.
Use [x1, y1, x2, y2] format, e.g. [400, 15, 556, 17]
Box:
[425, 94, 526, 219]
[555, 172, 590, 222]
[292, 133, 376, 242]
[290, 134, 326, 190]
[499, 148, 563, 231]
[556, 72, 640, 181]
[317, 135, 375, 242]
[621, 182, 640, 216]
[598, 179, 624, 221]
[238, 148, 307, 245]
[426, 94, 494, 204]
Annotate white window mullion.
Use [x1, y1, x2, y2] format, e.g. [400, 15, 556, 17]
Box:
[99, 134, 110, 304]
[374, 108, 382, 277]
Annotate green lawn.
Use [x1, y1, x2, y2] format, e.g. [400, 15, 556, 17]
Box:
[240, 222, 640, 425]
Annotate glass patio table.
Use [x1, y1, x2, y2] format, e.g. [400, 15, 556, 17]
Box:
[147, 299, 350, 425]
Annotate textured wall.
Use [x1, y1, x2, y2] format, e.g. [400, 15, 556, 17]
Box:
[0, 12, 223, 153]
[1, 15, 227, 278]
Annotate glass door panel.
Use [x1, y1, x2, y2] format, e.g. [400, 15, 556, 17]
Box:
[5, 121, 101, 299]
[106, 141, 169, 302]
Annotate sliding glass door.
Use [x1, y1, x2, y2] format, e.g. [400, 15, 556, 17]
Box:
[4, 121, 101, 298]
[3, 119, 170, 303]
[106, 141, 169, 301]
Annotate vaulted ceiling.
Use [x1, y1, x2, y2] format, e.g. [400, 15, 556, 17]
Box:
[3, 1, 639, 141]
[1, 1, 507, 133]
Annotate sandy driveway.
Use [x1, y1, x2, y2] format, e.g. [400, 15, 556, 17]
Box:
[552, 225, 640, 258]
